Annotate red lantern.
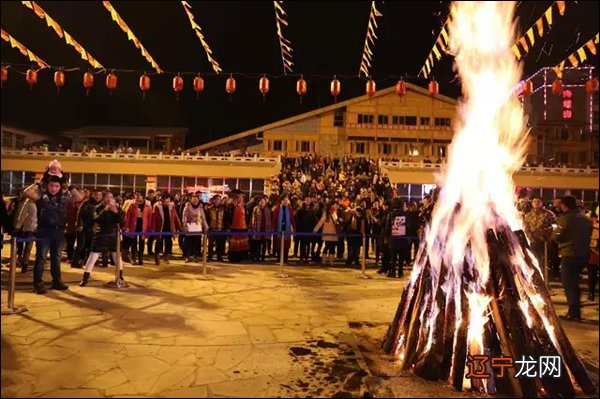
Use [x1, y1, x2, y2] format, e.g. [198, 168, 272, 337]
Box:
[139, 74, 150, 99]
[1, 67, 8, 88]
[522, 80, 533, 96]
[428, 79, 439, 96]
[396, 79, 407, 97]
[585, 78, 598, 95]
[259, 75, 270, 100]
[106, 72, 117, 93]
[54, 70, 65, 92]
[83, 71, 94, 95]
[366, 79, 376, 97]
[193, 75, 204, 99]
[173, 75, 184, 100]
[296, 75, 307, 103]
[26, 69, 38, 89]
[330, 76, 341, 102]
[226, 75, 236, 97]
[551, 79, 563, 95]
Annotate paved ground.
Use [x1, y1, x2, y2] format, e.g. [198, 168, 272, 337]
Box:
[1, 252, 598, 398]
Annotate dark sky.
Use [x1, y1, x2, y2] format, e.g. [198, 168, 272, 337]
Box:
[1, 1, 598, 147]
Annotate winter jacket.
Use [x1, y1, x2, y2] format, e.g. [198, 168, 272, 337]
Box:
[15, 199, 37, 233]
[151, 203, 182, 233]
[124, 200, 153, 233]
[182, 203, 209, 232]
[551, 209, 592, 258]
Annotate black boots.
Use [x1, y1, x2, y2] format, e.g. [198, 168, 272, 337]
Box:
[51, 280, 69, 290]
[80, 272, 90, 287]
[154, 253, 160, 266]
[119, 270, 124, 281]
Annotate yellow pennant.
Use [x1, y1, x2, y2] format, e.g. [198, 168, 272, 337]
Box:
[432, 44, 442, 60]
[437, 36, 446, 50]
[577, 47, 587, 63]
[440, 26, 449, 44]
[512, 44, 521, 59]
[526, 28, 535, 47]
[545, 7, 553, 26]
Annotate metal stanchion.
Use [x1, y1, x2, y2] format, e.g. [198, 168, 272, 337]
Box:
[275, 232, 288, 279]
[545, 241, 557, 296]
[198, 231, 214, 281]
[357, 232, 371, 280]
[1, 237, 28, 315]
[105, 229, 128, 289]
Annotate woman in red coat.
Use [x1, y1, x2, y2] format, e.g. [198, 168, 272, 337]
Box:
[125, 190, 153, 265]
[151, 192, 181, 265]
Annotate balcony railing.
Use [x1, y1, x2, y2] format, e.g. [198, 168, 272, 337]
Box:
[1, 149, 279, 164]
[381, 161, 599, 175]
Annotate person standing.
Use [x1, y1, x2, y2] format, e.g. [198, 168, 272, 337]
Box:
[313, 203, 340, 266]
[344, 206, 365, 266]
[14, 185, 40, 273]
[181, 194, 209, 263]
[250, 198, 272, 262]
[79, 191, 125, 286]
[296, 197, 315, 263]
[30, 177, 82, 294]
[71, 189, 102, 268]
[384, 198, 410, 278]
[64, 194, 82, 265]
[406, 201, 421, 264]
[124, 190, 152, 265]
[227, 191, 250, 263]
[151, 192, 181, 265]
[588, 205, 599, 301]
[207, 195, 227, 262]
[272, 196, 295, 263]
[146, 189, 158, 256]
[551, 195, 593, 321]
[523, 196, 556, 270]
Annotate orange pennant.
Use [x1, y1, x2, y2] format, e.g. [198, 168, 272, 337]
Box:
[586, 40, 596, 55]
[536, 18, 544, 37]
[568, 54, 579, 67]
[556, 1, 565, 16]
[519, 36, 529, 53]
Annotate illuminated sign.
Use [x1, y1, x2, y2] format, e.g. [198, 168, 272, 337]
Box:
[562, 89, 573, 119]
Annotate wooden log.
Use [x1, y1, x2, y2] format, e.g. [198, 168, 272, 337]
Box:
[451, 261, 471, 391]
[402, 262, 431, 370]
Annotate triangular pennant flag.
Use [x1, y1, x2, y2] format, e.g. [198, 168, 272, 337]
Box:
[568, 54, 579, 67]
[45, 15, 64, 38]
[440, 26, 449, 43]
[432, 44, 442, 60]
[526, 28, 535, 47]
[545, 7, 553, 26]
[553, 66, 563, 79]
[182, 1, 191, 8]
[586, 40, 597, 55]
[512, 43, 521, 59]
[423, 67, 428, 79]
[577, 47, 587, 63]
[32, 2, 45, 18]
[536, 18, 544, 37]
[425, 59, 431, 72]
[0, 29, 9, 41]
[595, 33, 599, 44]
[64, 31, 73, 45]
[556, 1, 565, 16]
[274, 1, 285, 15]
[428, 52, 434, 66]
[373, 3, 382, 18]
[437, 36, 446, 50]
[519, 36, 529, 53]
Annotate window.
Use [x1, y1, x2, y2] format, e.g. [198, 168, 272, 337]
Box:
[408, 143, 419, 156]
[358, 114, 374, 124]
[378, 115, 389, 125]
[14, 135, 24, 149]
[438, 145, 447, 157]
[434, 117, 451, 126]
[420, 117, 431, 126]
[405, 116, 417, 126]
[379, 143, 392, 155]
[334, 109, 345, 127]
[273, 140, 283, 151]
[300, 141, 311, 152]
[355, 142, 366, 154]
[392, 116, 405, 125]
[2, 132, 13, 147]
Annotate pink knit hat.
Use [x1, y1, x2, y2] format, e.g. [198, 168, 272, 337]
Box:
[48, 159, 63, 177]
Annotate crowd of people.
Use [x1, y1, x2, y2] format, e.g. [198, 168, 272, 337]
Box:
[0, 155, 598, 318]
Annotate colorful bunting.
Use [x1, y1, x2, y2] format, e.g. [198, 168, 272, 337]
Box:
[21, 1, 103, 69]
[0, 28, 49, 69]
[102, 1, 162, 73]
[553, 33, 598, 78]
[273, 1, 294, 74]
[181, 1, 222, 74]
[358, 1, 382, 78]
[419, 19, 450, 79]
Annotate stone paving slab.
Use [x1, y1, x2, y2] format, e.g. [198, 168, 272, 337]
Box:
[1, 255, 598, 398]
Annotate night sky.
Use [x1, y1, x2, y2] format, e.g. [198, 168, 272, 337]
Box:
[1, 1, 598, 147]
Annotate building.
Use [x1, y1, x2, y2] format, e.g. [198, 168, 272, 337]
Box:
[523, 66, 599, 167]
[62, 126, 188, 153]
[1, 125, 51, 150]
[189, 83, 458, 160]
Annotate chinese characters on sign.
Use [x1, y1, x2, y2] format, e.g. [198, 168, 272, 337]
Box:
[562, 89, 573, 119]
[466, 355, 562, 379]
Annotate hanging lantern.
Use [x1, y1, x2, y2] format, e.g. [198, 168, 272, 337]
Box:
[259, 75, 270, 100]
[226, 75, 236, 99]
[173, 74, 184, 100]
[139, 74, 150, 99]
[330, 76, 341, 102]
[193, 75, 204, 99]
[585, 78, 598, 95]
[26, 69, 38, 89]
[521, 80, 533, 96]
[396, 79, 407, 97]
[54, 70, 65, 92]
[83, 71, 94, 95]
[428, 79, 439, 96]
[1, 67, 8, 88]
[296, 75, 307, 103]
[366, 79, 376, 97]
[106, 72, 118, 94]
[551, 78, 563, 95]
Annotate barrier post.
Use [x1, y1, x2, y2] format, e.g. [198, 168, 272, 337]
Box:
[275, 232, 288, 279]
[357, 232, 371, 280]
[544, 241, 556, 296]
[1, 237, 28, 315]
[105, 229, 128, 289]
[198, 231, 214, 281]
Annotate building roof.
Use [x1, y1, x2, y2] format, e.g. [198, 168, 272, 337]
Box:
[1, 124, 51, 138]
[188, 82, 457, 152]
[62, 126, 188, 139]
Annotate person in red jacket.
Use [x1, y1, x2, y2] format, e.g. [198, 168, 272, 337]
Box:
[125, 190, 153, 265]
[151, 192, 181, 265]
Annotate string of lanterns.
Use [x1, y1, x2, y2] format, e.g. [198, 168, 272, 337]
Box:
[0, 64, 443, 100]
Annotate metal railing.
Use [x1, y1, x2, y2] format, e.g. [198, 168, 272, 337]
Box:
[381, 161, 599, 175]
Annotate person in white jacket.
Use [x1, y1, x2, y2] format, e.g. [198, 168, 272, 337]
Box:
[14, 187, 40, 273]
[182, 193, 209, 262]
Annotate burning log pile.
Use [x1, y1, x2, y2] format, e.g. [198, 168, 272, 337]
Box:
[383, 2, 597, 397]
